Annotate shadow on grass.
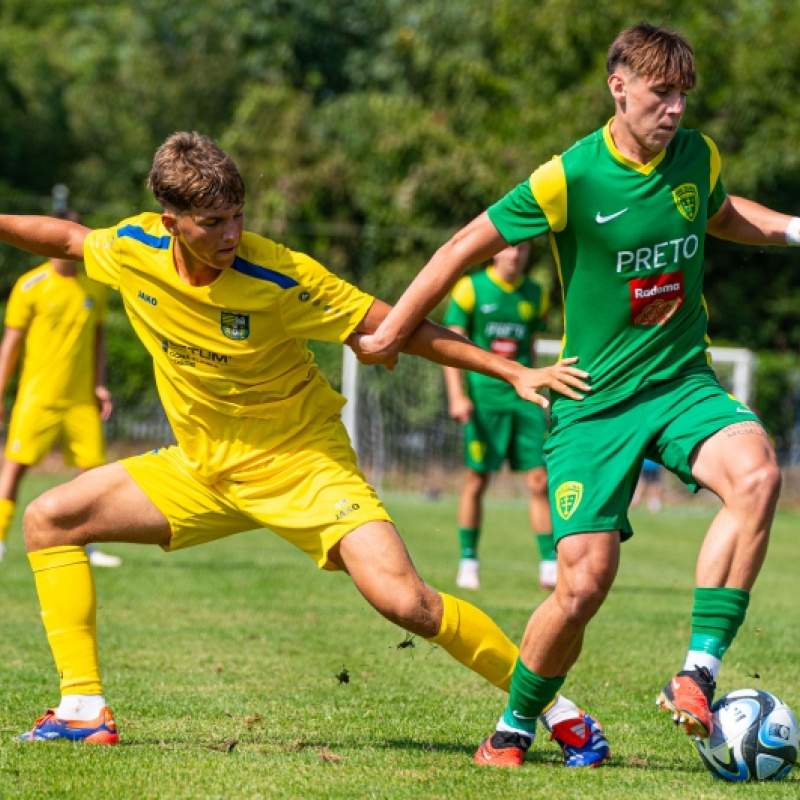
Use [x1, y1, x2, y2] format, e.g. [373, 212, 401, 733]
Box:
[108, 735, 712, 776]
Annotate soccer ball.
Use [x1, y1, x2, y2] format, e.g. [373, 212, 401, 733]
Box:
[696, 688, 799, 782]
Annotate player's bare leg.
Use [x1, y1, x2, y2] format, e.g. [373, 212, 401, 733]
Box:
[657, 421, 780, 738]
[0, 458, 28, 560]
[334, 521, 610, 766]
[456, 469, 490, 589]
[517, 532, 619, 676]
[526, 466, 557, 590]
[18, 464, 170, 743]
[473, 531, 617, 767]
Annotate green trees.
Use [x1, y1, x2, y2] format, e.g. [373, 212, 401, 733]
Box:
[2, 2, 800, 429]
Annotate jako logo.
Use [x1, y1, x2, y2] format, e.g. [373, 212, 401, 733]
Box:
[138, 290, 158, 306]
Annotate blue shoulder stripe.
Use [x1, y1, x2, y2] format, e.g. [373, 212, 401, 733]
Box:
[232, 256, 298, 288]
[118, 225, 171, 250]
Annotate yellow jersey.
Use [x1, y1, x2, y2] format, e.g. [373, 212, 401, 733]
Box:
[84, 212, 374, 484]
[5, 263, 107, 407]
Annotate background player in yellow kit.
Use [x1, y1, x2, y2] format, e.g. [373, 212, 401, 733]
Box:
[0, 211, 120, 568]
[0, 133, 605, 766]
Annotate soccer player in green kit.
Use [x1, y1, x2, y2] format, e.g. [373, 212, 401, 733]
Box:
[443, 242, 558, 592]
[359, 22, 797, 767]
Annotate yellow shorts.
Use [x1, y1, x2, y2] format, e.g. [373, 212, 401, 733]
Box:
[120, 418, 392, 570]
[6, 401, 105, 468]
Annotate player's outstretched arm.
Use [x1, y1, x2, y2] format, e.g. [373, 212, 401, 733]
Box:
[0, 215, 89, 261]
[348, 299, 591, 408]
[706, 196, 798, 245]
[355, 213, 508, 360]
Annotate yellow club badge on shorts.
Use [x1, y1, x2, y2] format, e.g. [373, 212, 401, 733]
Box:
[469, 441, 487, 464]
[555, 481, 583, 520]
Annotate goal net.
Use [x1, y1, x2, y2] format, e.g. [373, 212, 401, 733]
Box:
[339, 341, 756, 495]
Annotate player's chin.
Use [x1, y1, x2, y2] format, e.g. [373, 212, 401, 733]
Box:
[215, 250, 238, 269]
[652, 128, 677, 148]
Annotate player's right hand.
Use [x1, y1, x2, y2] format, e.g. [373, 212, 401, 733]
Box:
[448, 395, 473, 424]
[512, 357, 591, 407]
[346, 332, 399, 370]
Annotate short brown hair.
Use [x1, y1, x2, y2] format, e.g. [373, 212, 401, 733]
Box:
[147, 131, 245, 212]
[606, 22, 696, 91]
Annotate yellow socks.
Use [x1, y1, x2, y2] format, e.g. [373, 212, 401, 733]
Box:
[0, 499, 15, 544]
[428, 592, 519, 691]
[28, 546, 102, 695]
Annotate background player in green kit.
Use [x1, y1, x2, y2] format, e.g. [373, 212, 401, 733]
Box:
[443, 242, 558, 592]
[360, 22, 800, 768]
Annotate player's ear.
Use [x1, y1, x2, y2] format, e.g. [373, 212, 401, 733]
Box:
[608, 73, 626, 104]
[161, 209, 178, 235]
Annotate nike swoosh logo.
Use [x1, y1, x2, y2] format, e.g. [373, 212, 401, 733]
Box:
[736, 407, 752, 414]
[512, 710, 537, 720]
[480, 304, 499, 313]
[595, 208, 629, 224]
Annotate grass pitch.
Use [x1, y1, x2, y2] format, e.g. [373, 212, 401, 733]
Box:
[1, 474, 799, 798]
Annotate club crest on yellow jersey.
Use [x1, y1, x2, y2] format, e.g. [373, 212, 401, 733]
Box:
[555, 481, 583, 520]
[221, 311, 250, 340]
[672, 183, 699, 222]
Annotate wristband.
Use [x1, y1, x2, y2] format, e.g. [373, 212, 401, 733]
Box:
[785, 217, 800, 245]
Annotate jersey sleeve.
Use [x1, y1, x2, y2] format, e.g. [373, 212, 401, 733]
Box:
[84, 226, 124, 291]
[442, 276, 474, 329]
[279, 251, 375, 343]
[702, 134, 728, 217]
[4, 274, 35, 330]
[487, 156, 567, 244]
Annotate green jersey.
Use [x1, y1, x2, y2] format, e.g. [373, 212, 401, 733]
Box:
[443, 266, 548, 410]
[488, 121, 727, 416]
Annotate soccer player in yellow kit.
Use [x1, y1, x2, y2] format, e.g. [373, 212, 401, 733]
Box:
[0, 133, 605, 763]
[0, 212, 119, 568]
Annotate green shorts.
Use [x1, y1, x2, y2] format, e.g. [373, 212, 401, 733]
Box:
[544, 368, 762, 543]
[464, 399, 547, 473]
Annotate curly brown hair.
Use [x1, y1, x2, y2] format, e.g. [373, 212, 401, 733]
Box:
[606, 22, 696, 91]
[147, 131, 245, 212]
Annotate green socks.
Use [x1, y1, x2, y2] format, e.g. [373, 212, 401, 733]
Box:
[688, 586, 750, 659]
[536, 532, 557, 561]
[501, 657, 565, 735]
[458, 527, 480, 559]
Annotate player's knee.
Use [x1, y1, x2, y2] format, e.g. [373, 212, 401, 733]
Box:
[526, 468, 548, 496]
[23, 491, 74, 550]
[556, 572, 612, 626]
[374, 581, 439, 637]
[733, 458, 782, 510]
[463, 471, 489, 496]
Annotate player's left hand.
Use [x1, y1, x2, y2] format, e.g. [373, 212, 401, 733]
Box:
[95, 385, 114, 421]
[512, 357, 591, 407]
[346, 332, 399, 370]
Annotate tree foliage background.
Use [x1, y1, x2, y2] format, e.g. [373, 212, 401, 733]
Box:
[1, 0, 800, 443]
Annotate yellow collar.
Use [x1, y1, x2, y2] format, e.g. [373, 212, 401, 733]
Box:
[487, 266, 523, 292]
[603, 118, 667, 175]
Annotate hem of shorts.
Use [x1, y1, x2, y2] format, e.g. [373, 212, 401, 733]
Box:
[554, 524, 633, 542]
[118, 457, 176, 551]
